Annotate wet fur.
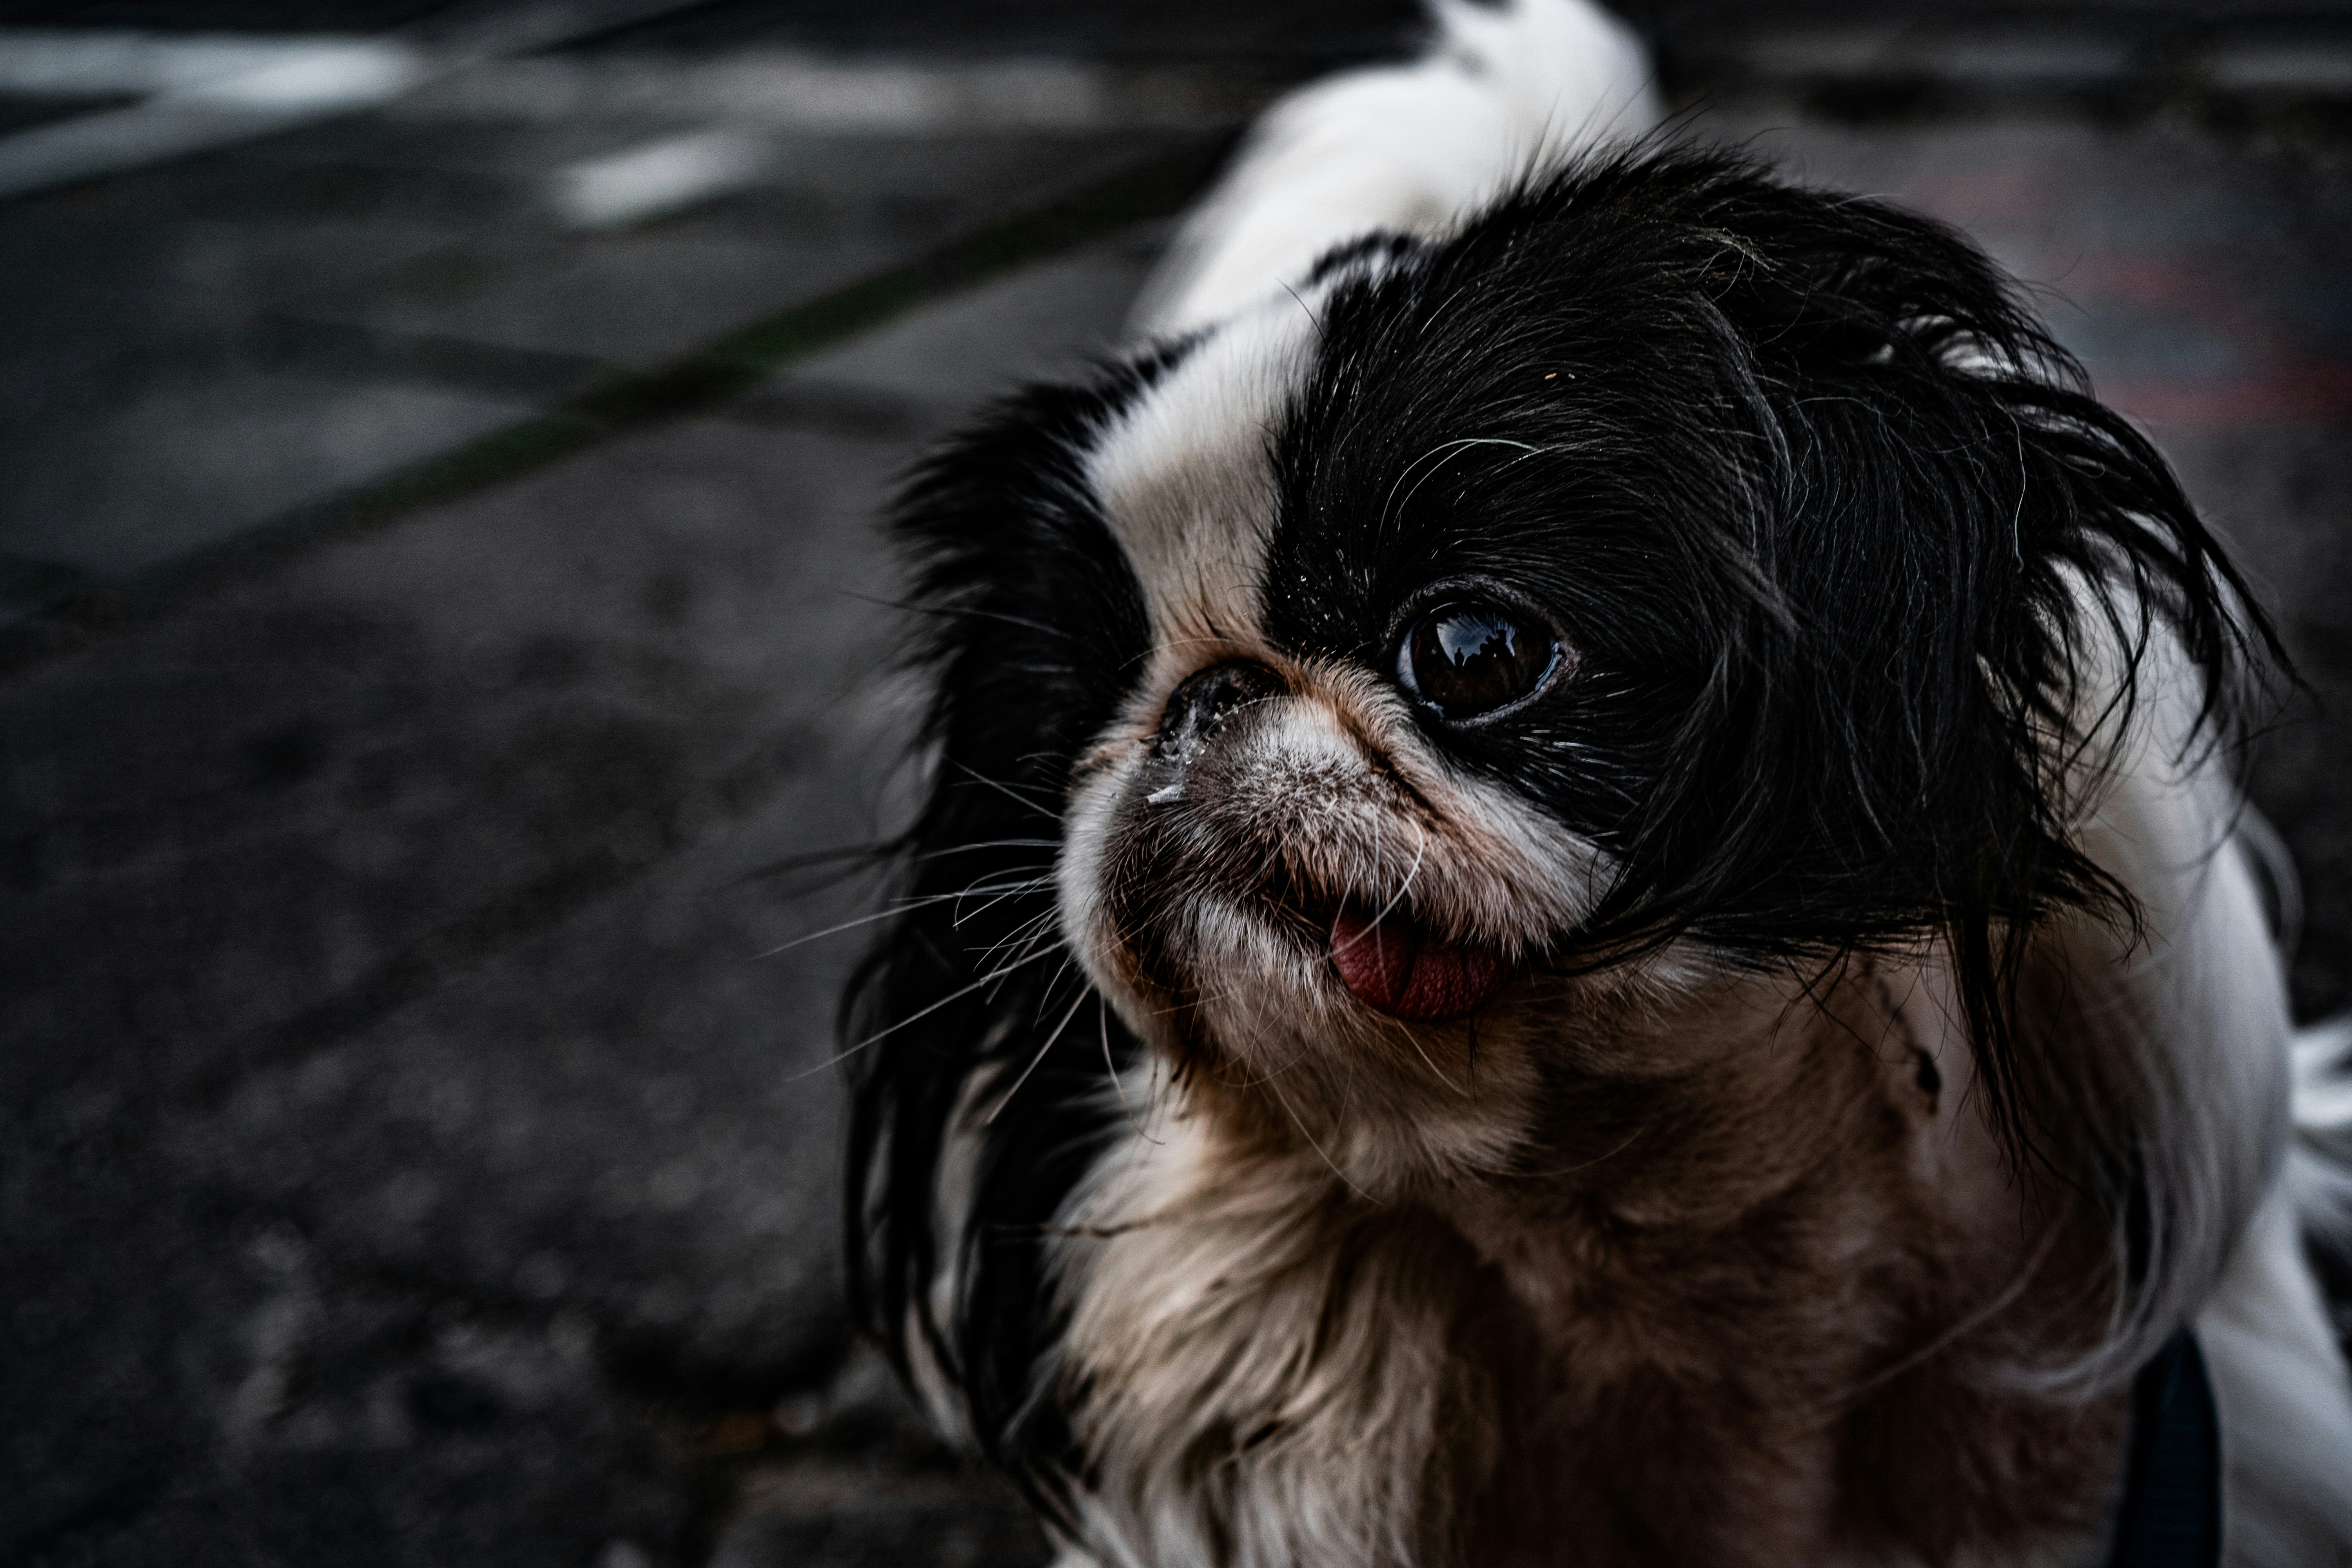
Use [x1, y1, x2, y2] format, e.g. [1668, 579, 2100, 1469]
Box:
[842, 3, 2352, 1563]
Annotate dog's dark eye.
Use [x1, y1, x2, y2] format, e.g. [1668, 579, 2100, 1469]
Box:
[1397, 601, 1563, 720]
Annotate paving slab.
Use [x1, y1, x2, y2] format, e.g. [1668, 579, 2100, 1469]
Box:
[711, 1463, 1049, 1568]
[4, 367, 527, 575]
[0, 106, 1196, 609]
[762, 225, 1165, 434]
[566, 0, 1426, 72]
[14, 1247, 699, 1567]
[158, 766, 875, 1389]
[2, 414, 906, 1116]
[288, 129, 1189, 361]
[0, 160, 1169, 1552]
[0, 413, 913, 1555]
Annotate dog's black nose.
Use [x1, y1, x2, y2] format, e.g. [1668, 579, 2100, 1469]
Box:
[1151, 660, 1285, 764]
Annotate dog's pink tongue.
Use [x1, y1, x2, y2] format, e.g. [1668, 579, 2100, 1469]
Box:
[1329, 906, 1508, 1022]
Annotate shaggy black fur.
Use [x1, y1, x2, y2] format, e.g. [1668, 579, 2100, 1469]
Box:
[1262, 148, 2276, 1156]
[843, 354, 1172, 1517]
[843, 144, 2278, 1519]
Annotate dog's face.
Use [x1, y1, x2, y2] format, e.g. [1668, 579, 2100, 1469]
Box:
[1053, 265, 1666, 1169]
[1063, 301, 1628, 1166]
[1031, 153, 2251, 1171]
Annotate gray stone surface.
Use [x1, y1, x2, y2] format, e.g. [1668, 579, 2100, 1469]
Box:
[564, 0, 1425, 71]
[1, 417, 907, 1560]
[6, 368, 526, 575]
[304, 131, 1187, 364]
[0, 105, 1189, 607]
[0, 156, 1156, 1554]
[766, 226, 1165, 432]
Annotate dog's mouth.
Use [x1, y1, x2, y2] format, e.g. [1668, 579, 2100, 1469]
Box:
[1095, 682, 1529, 1025]
[1328, 900, 1511, 1021]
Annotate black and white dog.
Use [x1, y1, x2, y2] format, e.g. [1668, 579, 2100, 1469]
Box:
[844, 3, 2352, 1562]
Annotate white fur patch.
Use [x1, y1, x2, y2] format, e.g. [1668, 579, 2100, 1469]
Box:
[2201, 1188, 2352, 1564]
[1051, 1107, 1499, 1568]
[1083, 291, 1313, 662]
[1133, 0, 1661, 334]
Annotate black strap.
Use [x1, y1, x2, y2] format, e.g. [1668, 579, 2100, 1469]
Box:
[2107, 1330, 2223, 1568]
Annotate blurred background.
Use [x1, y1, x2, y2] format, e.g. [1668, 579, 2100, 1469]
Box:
[2, 2, 2348, 1564]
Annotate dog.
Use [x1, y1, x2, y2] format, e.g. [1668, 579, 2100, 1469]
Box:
[843, 3, 2352, 1562]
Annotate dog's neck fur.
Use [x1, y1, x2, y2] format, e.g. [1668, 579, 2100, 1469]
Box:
[1052, 953, 2127, 1568]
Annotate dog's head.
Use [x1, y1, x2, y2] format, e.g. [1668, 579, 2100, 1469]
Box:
[846, 145, 2267, 1486]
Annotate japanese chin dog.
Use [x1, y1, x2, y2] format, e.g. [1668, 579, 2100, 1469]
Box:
[841, 2, 2352, 1563]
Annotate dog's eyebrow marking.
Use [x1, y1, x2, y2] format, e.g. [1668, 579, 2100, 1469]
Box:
[1084, 294, 1317, 664]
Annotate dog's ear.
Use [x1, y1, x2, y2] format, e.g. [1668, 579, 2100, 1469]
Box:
[1474, 151, 2283, 1156]
[844, 359, 1162, 1514]
[1708, 172, 2278, 1151]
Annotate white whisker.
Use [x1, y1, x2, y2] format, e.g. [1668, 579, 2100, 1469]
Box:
[786, 943, 1060, 1082]
[757, 878, 1055, 957]
[1261, 1071, 1373, 1204]
[949, 759, 1061, 821]
[1101, 995, 1158, 1143]
[988, 984, 1094, 1124]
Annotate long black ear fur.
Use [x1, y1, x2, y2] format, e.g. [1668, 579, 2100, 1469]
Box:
[842, 353, 1174, 1519]
[1267, 145, 2285, 1161]
[1559, 149, 2281, 1159]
